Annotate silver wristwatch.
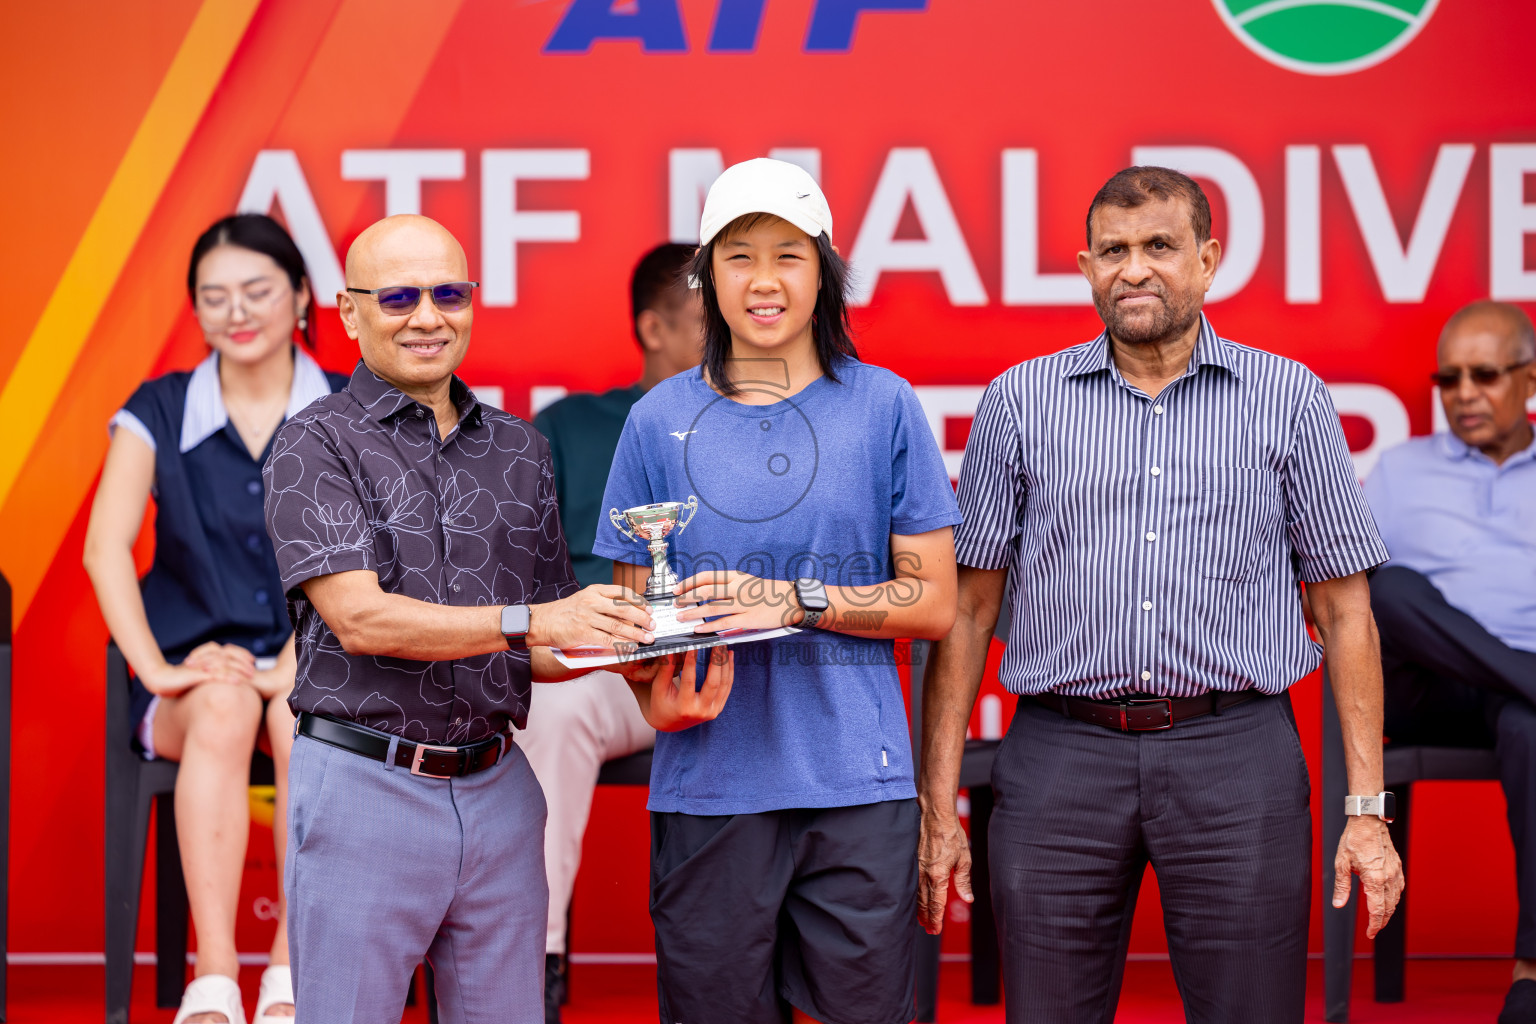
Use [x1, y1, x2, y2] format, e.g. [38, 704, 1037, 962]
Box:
[501, 604, 531, 649]
[1344, 792, 1396, 823]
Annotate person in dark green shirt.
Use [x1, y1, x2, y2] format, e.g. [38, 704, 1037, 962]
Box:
[524, 243, 703, 1023]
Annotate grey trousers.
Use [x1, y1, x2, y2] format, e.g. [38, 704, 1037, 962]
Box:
[285, 731, 548, 1024]
[989, 692, 1312, 1024]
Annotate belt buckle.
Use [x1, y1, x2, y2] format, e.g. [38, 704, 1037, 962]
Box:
[1120, 697, 1174, 731]
[410, 743, 459, 778]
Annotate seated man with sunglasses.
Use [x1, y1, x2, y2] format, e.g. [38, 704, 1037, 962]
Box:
[1362, 299, 1536, 1024]
[263, 215, 672, 1022]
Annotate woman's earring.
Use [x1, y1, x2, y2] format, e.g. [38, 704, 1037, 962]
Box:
[298, 316, 308, 332]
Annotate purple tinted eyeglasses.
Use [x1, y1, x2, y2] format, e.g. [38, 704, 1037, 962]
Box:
[346, 281, 478, 315]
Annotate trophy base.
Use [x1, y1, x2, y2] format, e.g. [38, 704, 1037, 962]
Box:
[550, 625, 802, 670]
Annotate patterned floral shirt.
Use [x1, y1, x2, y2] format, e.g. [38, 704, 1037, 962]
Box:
[264, 361, 577, 743]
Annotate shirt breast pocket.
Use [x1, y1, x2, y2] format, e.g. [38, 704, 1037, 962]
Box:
[1199, 466, 1282, 582]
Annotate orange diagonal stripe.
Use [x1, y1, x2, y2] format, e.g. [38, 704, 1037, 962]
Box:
[0, 0, 259, 508]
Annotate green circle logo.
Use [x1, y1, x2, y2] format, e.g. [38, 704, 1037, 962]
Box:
[1212, 0, 1439, 75]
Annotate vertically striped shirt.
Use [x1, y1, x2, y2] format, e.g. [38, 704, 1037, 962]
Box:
[955, 315, 1387, 698]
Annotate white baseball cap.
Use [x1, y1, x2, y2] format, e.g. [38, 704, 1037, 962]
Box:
[699, 158, 833, 246]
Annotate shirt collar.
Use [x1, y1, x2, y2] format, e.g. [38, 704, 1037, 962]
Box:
[1438, 427, 1536, 466]
[347, 359, 484, 430]
[1061, 314, 1243, 383]
[180, 346, 333, 454]
[1438, 431, 1473, 461]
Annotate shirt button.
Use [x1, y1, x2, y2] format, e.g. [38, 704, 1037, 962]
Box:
[1140, 669, 1152, 681]
[255, 589, 269, 605]
[1150, 467, 1161, 477]
[454, 717, 463, 726]
[415, 408, 426, 418]
[1141, 601, 1153, 611]
[452, 583, 461, 593]
[254, 639, 268, 654]
[246, 480, 262, 496]
[1153, 405, 1164, 415]
[246, 533, 263, 551]
[1145, 532, 1157, 542]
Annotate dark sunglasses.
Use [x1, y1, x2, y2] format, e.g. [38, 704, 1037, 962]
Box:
[1428, 360, 1532, 389]
[346, 281, 478, 315]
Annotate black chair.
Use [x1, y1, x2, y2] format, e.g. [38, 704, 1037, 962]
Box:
[0, 571, 12, 1022]
[909, 614, 1007, 1021]
[105, 641, 203, 1023]
[596, 748, 653, 787]
[104, 642, 438, 1023]
[1321, 669, 1501, 1022]
[105, 642, 278, 1021]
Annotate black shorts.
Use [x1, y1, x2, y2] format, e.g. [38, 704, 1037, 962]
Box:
[650, 799, 920, 1024]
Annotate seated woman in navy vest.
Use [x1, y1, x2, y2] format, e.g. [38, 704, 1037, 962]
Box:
[84, 214, 347, 1024]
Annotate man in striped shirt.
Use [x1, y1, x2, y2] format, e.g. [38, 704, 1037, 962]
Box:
[917, 166, 1405, 1023]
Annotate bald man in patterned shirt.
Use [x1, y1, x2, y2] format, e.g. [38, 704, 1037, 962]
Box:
[264, 216, 728, 1022]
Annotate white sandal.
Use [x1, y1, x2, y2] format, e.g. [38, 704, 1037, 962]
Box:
[172, 974, 246, 1024]
[253, 964, 295, 1023]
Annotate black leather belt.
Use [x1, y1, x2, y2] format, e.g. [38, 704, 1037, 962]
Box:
[297, 712, 510, 778]
[1033, 690, 1262, 732]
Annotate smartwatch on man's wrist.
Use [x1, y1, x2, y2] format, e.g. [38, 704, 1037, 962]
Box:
[793, 578, 829, 629]
[1344, 792, 1396, 823]
[501, 604, 531, 649]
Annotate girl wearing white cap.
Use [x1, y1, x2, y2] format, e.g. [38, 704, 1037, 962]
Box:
[596, 158, 961, 1023]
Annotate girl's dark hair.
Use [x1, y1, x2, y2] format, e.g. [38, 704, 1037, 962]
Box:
[187, 213, 315, 349]
[688, 213, 857, 396]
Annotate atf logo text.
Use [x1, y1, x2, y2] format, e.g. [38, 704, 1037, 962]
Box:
[544, 0, 927, 54]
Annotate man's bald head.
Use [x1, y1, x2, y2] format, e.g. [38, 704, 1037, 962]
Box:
[1435, 299, 1536, 463]
[344, 214, 468, 287]
[338, 215, 475, 398]
[1438, 300, 1536, 364]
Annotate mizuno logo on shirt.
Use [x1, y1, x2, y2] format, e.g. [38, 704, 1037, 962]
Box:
[670, 430, 696, 440]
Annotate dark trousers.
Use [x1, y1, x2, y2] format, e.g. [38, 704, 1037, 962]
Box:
[989, 692, 1312, 1024]
[1371, 564, 1536, 958]
[650, 801, 919, 1024]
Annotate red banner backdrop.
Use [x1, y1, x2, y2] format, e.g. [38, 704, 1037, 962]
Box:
[2, 0, 1531, 962]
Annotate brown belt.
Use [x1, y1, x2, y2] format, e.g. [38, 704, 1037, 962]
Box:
[1033, 689, 1262, 732]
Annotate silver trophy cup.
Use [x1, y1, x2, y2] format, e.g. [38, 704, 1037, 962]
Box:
[609, 496, 699, 640]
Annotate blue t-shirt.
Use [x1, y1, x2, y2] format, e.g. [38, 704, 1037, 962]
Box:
[593, 358, 962, 814]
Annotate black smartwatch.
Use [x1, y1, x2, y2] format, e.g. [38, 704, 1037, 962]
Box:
[793, 577, 829, 629]
[501, 604, 531, 649]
